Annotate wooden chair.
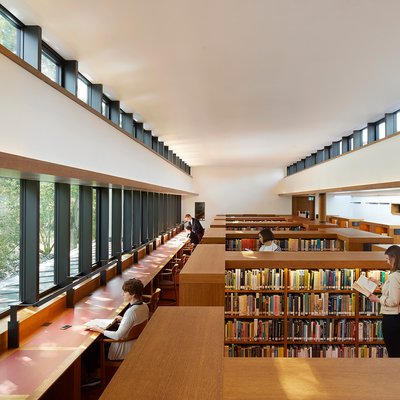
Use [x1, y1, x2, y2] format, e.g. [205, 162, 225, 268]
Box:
[142, 288, 161, 318]
[157, 263, 179, 303]
[99, 319, 148, 388]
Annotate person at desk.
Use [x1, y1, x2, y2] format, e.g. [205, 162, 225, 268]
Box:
[368, 245, 400, 357]
[184, 213, 204, 241]
[89, 278, 149, 360]
[258, 228, 281, 251]
[186, 224, 200, 246]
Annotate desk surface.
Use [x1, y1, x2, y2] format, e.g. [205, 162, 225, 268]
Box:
[224, 358, 400, 400]
[0, 232, 188, 399]
[100, 307, 224, 400]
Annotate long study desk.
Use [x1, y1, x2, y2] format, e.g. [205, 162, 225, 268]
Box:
[0, 232, 188, 400]
[99, 307, 224, 400]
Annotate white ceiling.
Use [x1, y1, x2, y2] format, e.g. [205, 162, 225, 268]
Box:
[5, 0, 400, 168]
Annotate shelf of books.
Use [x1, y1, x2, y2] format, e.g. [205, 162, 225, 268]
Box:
[223, 254, 389, 358]
[225, 231, 343, 252]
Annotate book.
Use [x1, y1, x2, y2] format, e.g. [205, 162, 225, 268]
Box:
[353, 275, 377, 297]
[84, 318, 114, 329]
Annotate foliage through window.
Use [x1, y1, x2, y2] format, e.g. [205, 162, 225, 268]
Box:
[39, 182, 55, 292]
[0, 177, 20, 313]
[0, 10, 19, 55]
[41, 50, 60, 83]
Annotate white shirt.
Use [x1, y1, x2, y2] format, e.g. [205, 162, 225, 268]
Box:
[259, 242, 281, 252]
[103, 302, 149, 360]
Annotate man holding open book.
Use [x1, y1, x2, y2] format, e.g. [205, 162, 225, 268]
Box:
[365, 245, 400, 357]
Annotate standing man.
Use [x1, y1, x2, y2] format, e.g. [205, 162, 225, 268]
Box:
[184, 214, 204, 241]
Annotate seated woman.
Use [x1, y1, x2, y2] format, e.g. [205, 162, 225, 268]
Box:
[186, 224, 200, 246]
[89, 278, 149, 360]
[258, 228, 281, 252]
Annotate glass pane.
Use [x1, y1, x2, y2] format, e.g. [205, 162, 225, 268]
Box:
[397, 112, 400, 133]
[39, 182, 55, 293]
[77, 77, 89, 103]
[378, 122, 386, 140]
[70, 185, 79, 276]
[362, 128, 368, 146]
[0, 177, 20, 313]
[41, 52, 58, 83]
[101, 100, 109, 118]
[0, 12, 18, 54]
[92, 189, 97, 265]
[109, 189, 112, 258]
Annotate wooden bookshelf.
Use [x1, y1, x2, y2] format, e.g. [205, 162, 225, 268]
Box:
[226, 251, 387, 357]
[328, 215, 363, 228]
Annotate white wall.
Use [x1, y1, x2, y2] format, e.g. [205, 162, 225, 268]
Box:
[277, 134, 400, 195]
[182, 166, 291, 229]
[0, 53, 192, 193]
[327, 193, 400, 224]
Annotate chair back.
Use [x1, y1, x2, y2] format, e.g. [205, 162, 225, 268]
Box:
[147, 288, 161, 314]
[126, 319, 148, 341]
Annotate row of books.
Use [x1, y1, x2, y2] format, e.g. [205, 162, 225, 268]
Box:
[226, 227, 301, 232]
[359, 296, 381, 315]
[225, 268, 389, 291]
[225, 269, 284, 290]
[287, 293, 356, 316]
[225, 319, 284, 341]
[225, 238, 339, 251]
[358, 320, 383, 341]
[224, 345, 387, 358]
[287, 319, 356, 342]
[225, 293, 283, 316]
[224, 293, 361, 316]
[288, 269, 356, 290]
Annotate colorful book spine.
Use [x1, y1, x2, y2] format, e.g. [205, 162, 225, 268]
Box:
[286, 319, 356, 342]
[225, 319, 284, 341]
[288, 269, 355, 290]
[358, 320, 383, 341]
[224, 344, 284, 358]
[287, 345, 356, 358]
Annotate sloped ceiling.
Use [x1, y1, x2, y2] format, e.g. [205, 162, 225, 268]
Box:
[4, 0, 400, 168]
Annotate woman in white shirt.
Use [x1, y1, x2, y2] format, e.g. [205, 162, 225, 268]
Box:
[369, 245, 400, 357]
[258, 228, 281, 252]
[89, 278, 149, 360]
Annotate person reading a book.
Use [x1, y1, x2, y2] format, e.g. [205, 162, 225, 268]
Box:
[258, 228, 281, 251]
[88, 278, 149, 360]
[186, 224, 200, 246]
[368, 245, 400, 357]
[184, 214, 204, 241]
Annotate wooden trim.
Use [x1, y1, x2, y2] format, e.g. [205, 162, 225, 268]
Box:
[0, 151, 195, 195]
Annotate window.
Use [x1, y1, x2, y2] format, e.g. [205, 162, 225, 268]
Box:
[396, 112, 400, 133]
[41, 46, 61, 84]
[349, 136, 354, 151]
[39, 182, 55, 293]
[0, 177, 20, 314]
[92, 188, 97, 265]
[0, 8, 21, 55]
[102, 97, 110, 118]
[70, 185, 79, 276]
[77, 74, 90, 104]
[109, 188, 112, 258]
[362, 128, 368, 146]
[119, 110, 124, 128]
[378, 122, 386, 140]
[339, 140, 343, 155]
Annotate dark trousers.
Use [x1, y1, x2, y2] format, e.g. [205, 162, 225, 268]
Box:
[382, 314, 400, 357]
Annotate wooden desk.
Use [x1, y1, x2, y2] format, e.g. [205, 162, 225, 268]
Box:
[0, 232, 188, 400]
[224, 358, 400, 399]
[180, 245, 225, 306]
[100, 307, 224, 400]
[202, 228, 226, 244]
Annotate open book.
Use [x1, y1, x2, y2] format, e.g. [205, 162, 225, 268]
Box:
[353, 275, 377, 297]
[84, 318, 114, 330]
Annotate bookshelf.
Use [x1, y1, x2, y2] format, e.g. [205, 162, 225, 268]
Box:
[328, 215, 400, 244]
[224, 252, 388, 358]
